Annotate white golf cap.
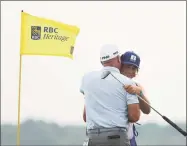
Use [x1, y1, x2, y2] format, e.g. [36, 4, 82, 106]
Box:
[100, 44, 121, 62]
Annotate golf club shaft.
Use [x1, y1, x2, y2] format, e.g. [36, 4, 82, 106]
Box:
[137, 94, 187, 136]
[110, 73, 187, 137]
[112, 73, 163, 116]
[162, 115, 187, 136]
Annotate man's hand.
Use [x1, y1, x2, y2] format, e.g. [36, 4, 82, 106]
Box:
[124, 85, 142, 96]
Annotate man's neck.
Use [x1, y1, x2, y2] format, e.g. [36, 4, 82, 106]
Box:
[104, 64, 118, 68]
[103, 66, 120, 73]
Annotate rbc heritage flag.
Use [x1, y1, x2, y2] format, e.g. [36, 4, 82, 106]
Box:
[20, 11, 80, 59]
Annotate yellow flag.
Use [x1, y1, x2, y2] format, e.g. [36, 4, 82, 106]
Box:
[20, 11, 80, 58]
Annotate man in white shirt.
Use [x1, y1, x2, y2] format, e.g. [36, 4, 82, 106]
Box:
[80, 44, 140, 146]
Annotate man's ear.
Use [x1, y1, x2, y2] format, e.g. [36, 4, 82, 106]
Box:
[118, 56, 121, 63]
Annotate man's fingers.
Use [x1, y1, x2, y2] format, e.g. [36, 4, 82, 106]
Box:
[124, 85, 130, 89]
[124, 85, 128, 89]
[124, 85, 136, 94]
[127, 89, 133, 93]
[126, 87, 133, 92]
[126, 87, 135, 94]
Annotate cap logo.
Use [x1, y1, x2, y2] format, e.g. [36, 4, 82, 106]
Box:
[130, 55, 137, 62]
[101, 55, 110, 60]
[113, 51, 118, 55]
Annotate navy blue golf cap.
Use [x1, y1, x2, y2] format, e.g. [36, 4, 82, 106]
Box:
[121, 51, 141, 68]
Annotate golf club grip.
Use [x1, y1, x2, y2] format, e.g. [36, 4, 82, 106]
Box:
[162, 116, 187, 136]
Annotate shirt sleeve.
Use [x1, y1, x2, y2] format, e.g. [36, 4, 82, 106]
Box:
[121, 77, 139, 105]
[127, 80, 139, 104]
[126, 92, 139, 105]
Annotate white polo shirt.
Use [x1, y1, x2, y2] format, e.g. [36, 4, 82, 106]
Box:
[80, 66, 139, 131]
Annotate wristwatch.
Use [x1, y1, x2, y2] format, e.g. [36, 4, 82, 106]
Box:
[139, 90, 144, 97]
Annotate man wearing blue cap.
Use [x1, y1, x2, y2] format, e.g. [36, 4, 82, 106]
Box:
[121, 51, 150, 114]
[82, 49, 150, 146]
[80, 44, 141, 146]
[121, 51, 151, 146]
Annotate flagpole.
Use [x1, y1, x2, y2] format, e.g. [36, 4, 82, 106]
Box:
[16, 54, 23, 146]
[16, 10, 24, 146]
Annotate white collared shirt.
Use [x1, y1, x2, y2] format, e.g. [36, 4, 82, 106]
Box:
[80, 66, 139, 130]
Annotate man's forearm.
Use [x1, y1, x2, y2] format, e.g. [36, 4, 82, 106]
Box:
[128, 103, 141, 122]
[138, 94, 151, 114]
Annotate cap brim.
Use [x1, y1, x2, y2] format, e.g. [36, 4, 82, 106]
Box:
[121, 61, 139, 68]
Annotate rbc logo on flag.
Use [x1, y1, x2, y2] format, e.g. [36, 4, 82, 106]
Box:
[31, 26, 41, 40]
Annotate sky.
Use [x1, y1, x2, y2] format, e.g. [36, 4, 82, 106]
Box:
[1, 1, 186, 126]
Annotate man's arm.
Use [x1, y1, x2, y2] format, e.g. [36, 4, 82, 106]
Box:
[83, 105, 86, 122]
[124, 84, 151, 114]
[119, 76, 141, 123]
[126, 83, 141, 122]
[127, 97, 140, 122]
[80, 75, 86, 122]
[137, 85, 151, 114]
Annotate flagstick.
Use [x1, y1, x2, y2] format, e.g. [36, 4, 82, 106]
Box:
[16, 54, 23, 146]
